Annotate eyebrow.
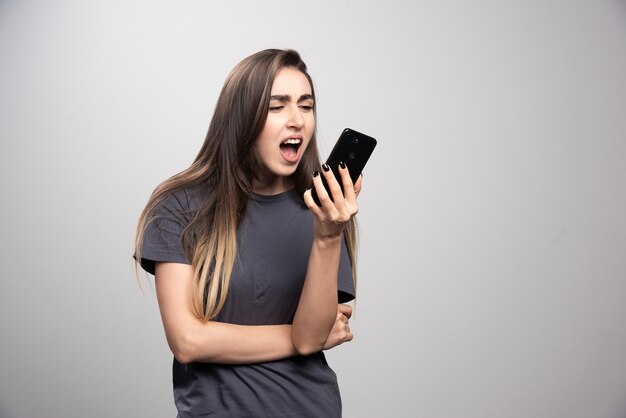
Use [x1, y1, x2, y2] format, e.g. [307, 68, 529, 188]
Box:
[270, 94, 314, 103]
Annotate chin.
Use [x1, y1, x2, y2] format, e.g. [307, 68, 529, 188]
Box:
[278, 167, 298, 178]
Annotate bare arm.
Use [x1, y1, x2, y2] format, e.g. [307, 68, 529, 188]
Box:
[294, 164, 361, 355]
[155, 262, 298, 364]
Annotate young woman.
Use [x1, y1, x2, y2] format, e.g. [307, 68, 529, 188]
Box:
[135, 49, 362, 417]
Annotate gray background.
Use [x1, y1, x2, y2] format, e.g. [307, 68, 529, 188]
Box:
[1, 1, 625, 417]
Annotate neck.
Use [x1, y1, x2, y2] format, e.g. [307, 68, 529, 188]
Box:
[252, 175, 294, 195]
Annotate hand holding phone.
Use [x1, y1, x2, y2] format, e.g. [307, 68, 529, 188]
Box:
[312, 128, 377, 206]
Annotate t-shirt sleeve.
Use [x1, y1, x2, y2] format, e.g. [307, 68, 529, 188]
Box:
[137, 191, 193, 275]
[337, 236, 356, 303]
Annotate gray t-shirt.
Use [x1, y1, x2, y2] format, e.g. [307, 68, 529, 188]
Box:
[140, 185, 355, 417]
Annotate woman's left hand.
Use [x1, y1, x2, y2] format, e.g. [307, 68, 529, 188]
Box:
[303, 163, 363, 240]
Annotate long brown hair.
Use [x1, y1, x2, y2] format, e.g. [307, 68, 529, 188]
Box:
[135, 49, 358, 320]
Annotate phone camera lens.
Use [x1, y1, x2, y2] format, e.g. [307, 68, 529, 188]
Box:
[353, 137, 359, 144]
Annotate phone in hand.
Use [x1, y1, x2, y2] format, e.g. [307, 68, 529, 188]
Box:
[312, 128, 377, 206]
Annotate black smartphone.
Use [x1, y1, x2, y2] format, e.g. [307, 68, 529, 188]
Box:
[312, 128, 377, 206]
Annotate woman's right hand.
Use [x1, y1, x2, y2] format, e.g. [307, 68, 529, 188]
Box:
[323, 304, 354, 350]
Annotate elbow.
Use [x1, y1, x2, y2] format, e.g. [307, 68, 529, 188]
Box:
[294, 344, 322, 357]
[292, 321, 333, 356]
[293, 339, 324, 357]
[169, 333, 199, 365]
[173, 349, 193, 365]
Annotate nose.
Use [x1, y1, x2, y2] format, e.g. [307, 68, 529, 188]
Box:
[287, 106, 305, 130]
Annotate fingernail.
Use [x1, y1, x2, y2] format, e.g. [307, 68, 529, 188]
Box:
[339, 161, 346, 169]
[322, 163, 330, 172]
[312, 170, 319, 178]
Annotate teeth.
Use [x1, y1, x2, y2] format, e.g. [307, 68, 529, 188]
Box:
[282, 138, 301, 145]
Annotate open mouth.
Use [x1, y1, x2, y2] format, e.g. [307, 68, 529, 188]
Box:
[279, 138, 302, 162]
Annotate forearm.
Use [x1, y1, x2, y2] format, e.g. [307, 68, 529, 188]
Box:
[291, 235, 342, 355]
[172, 321, 297, 364]
[156, 262, 299, 365]
[296, 163, 360, 354]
